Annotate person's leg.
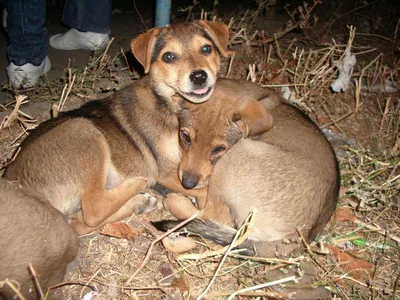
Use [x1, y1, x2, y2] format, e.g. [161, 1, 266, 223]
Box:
[49, 0, 112, 51]
[7, 0, 47, 66]
[62, 0, 112, 33]
[6, 0, 51, 89]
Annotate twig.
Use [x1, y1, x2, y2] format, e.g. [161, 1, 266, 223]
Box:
[393, 19, 400, 52]
[0, 95, 35, 130]
[273, 34, 284, 63]
[392, 272, 400, 299]
[320, 109, 355, 129]
[53, 73, 76, 118]
[248, 0, 271, 27]
[227, 276, 297, 300]
[185, 0, 198, 23]
[355, 76, 361, 112]
[342, 274, 400, 294]
[297, 227, 329, 274]
[121, 48, 133, 74]
[79, 268, 101, 298]
[178, 216, 259, 261]
[326, 2, 374, 29]
[28, 264, 44, 300]
[378, 97, 392, 137]
[1, 279, 27, 300]
[0, 278, 26, 300]
[357, 53, 383, 94]
[99, 37, 114, 67]
[196, 210, 257, 300]
[353, 219, 400, 244]
[225, 52, 235, 78]
[125, 213, 198, 285]
[208, 290, 290, 298]
[134, 0, 148, 30]
[48, 280, 98, 291]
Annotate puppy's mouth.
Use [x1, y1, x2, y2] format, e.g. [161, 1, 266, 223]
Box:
[180, 86, 213, 103]
[191, 87, 211, 96]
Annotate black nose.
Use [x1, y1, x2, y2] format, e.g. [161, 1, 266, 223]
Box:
[190, 70, 208, 86]
[181, 173, 198, 189]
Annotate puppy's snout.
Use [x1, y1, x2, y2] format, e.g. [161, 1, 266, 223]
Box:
[190, 70, 208, 86]
[181, 173, 199, 189]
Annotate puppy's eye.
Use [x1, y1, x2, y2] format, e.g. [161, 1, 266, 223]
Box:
[162, 52, 175, 63]
[180, 130, 191, 145]
[201, 44, 212, 54]
[211, 145, 227, 156]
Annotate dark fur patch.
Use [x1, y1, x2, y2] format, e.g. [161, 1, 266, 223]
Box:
[20, 97, 142, 155]
[151, 34, 167, 63]
[152, 219, 256, 256]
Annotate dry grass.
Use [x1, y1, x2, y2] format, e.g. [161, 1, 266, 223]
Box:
[0, 1, 399, 299]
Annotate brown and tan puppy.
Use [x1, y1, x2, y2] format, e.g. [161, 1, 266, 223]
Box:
[3, 21, 231, 236]
[0, 179, 78, 300]
[131, 20, 232, 103]
[154, 78, 339, 257]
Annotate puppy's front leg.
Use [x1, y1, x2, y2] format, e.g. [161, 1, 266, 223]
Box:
[163, 193, 233, 225]
[72, 192, 157, 235]
[80, 176, 148, 230]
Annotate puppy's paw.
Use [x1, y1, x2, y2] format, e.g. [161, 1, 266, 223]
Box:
[162, 234, 197, 253]
[163, 193, 200, 220]
[135, 193, 158, 214]
[125, 176, 149, 192]
[163, 193, 187, 211]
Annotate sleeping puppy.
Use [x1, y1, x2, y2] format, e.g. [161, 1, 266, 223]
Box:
[0, 179, 78, 299]
[154, 78, 339, 257]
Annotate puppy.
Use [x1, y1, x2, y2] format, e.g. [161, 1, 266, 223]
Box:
[154, 79, 340, 257]
[131, 20, 232, 103]
[3, 21, 231, 236]
[0, 179, 78, 300]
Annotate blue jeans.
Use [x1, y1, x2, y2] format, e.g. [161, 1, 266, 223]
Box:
[6, 0, 112, 66]
[61, 0, 112, 33]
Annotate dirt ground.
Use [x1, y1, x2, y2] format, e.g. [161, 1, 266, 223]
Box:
[1, 0, 399, 299]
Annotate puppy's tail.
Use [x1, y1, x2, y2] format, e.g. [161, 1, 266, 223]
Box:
[152, 219, 258, 256]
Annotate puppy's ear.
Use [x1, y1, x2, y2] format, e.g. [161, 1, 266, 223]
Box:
[198, 21, 233, 58]
[130, 28, 160, 73]
[232, 100, 273, 137]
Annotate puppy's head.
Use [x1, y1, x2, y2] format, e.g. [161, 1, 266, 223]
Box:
[176, 80, 274, 189]
[131, 21, 232, 103]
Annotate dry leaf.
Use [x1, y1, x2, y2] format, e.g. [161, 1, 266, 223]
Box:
[327, 244, 374, 281]
[339, 186, 350, 198]
[159, 263, 176, 284]
[334, 207, 357, 222]
[171, 276, 189, 292]
[101, 222, 139, 240]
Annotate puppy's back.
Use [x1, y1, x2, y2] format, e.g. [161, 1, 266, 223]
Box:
[208, 99, 339, 254]
[0, 180, 78, 299]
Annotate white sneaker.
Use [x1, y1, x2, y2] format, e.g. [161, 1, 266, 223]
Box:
[7, 56, 51, 89]
[49, 29, 110, 51]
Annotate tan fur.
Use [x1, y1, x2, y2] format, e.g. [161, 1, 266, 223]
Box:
[0, 179, 78, 299]
[169, 81, 275, 198]
[163, 79, 339, 257]
[131, 21, 230, 103]
[4, 21, 230, 236]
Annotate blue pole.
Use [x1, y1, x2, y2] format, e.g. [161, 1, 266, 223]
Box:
[155, 0, 171, 27]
